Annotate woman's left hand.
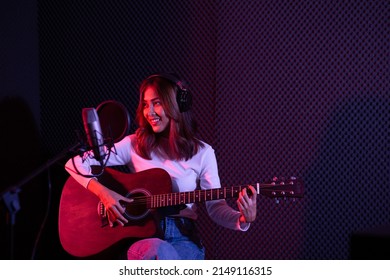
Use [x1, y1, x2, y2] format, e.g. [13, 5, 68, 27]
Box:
[237, 185, 257, 223]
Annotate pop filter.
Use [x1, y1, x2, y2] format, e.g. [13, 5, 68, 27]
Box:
[96, 100, 131, 143]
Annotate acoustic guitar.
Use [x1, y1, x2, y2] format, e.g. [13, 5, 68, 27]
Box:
[59, 167, 304, 257]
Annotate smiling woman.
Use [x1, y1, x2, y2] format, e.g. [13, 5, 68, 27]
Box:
[135, 74, 202, 161]
[142, 88, 170, 133]
[64, 73, 257, 260]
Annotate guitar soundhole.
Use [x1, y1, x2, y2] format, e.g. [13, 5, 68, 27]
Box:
[123, 188, 151, 221]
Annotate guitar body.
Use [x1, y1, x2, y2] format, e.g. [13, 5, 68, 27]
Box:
[59, 168, 172, 258]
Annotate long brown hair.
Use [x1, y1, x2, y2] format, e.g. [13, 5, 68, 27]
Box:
[134, 75, 204, 160]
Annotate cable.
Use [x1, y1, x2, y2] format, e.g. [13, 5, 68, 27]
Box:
[70, 136, 116, 178]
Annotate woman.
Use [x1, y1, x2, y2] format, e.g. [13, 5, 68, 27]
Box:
[65, 73, 257, 259]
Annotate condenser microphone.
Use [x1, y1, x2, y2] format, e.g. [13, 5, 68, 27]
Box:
[82, 107, 106, 165]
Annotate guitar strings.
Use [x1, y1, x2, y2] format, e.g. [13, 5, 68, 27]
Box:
[123, 185, 255, 206]
[123, 179, 301, 207]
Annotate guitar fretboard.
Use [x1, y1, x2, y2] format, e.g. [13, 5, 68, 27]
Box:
[147, 185, 258, 209]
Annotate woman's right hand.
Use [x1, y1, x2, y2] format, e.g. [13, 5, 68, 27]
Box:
[87, 178, 134, 227]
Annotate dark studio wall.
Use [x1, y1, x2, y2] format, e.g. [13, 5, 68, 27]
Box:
[1, 0, 389, 260]
[0, 0, 45, 260]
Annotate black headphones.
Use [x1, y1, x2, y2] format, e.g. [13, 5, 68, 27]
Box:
[146, 73, 192, 113]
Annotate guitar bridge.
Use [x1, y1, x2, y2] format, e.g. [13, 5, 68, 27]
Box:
[98, 201, 109, 227]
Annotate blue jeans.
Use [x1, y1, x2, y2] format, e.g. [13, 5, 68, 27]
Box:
[127, 217, 205, 260]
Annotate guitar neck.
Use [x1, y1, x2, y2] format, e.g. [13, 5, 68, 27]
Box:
[148, 185, 257, 209]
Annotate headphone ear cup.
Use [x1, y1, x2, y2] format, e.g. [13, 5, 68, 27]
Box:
[176, 88, 192, 112]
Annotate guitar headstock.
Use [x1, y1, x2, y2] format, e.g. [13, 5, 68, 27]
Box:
[259, 176, 304, 199]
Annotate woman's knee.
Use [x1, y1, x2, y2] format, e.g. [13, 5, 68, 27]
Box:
[127, 238, 180, 260]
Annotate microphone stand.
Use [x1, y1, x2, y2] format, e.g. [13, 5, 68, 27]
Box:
[0, 140, 86, 259]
